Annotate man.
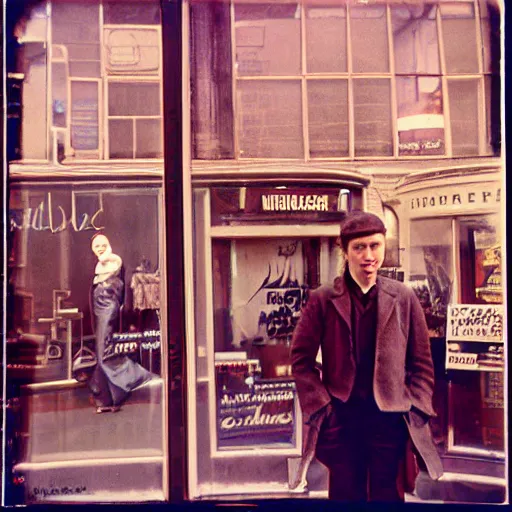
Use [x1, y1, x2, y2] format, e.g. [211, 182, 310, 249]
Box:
[291, 211, 443, 502]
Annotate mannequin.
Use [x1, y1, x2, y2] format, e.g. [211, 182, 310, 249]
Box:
[88, 233, 152, 413]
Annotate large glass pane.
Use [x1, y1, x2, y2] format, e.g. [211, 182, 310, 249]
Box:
[6, 185, 166, 502]
[397, 76, 445, 156]
[409, 218, 453, 337]
[350, 5, 389, 73]
[353, 79, 392, 156]
[448, 79, 480, 156]
[235, 3, 301, 76]
[391, 4, 440, 74]
[441, 2, 479, 73]
[306, 6, 347, 73]
[108, 82, 161, 116]
[237, 80, 303, 158]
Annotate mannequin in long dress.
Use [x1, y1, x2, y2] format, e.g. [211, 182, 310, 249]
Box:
[89, 233, 152, 413]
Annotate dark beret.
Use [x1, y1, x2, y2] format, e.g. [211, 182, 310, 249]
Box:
[340, 211, 386, 249]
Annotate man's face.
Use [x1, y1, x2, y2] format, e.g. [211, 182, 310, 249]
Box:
[346, 233, 386, 286]
[91, 235, 110, 259]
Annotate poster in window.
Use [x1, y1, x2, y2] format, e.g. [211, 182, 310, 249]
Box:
[215, 358, 296, 449]
[474, 229, 501, 303]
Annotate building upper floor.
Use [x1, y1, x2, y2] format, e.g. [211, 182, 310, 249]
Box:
[5, 0, 502, 169]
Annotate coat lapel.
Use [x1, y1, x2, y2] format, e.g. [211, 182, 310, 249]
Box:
[329, 277, 352, 334]
[376, 278, 398, 355]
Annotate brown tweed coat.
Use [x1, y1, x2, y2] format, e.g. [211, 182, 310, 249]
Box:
[291, 275, 443, 482]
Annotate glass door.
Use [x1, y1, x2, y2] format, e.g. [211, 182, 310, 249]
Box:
[189, 187, 342, 498]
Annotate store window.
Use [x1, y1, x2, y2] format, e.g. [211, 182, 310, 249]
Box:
[449, 213, 504, 455]
[409, 212, 504, 458]
[6, 183, 166, 503]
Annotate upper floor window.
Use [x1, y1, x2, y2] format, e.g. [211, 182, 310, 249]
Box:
[190, 0, 501, 161]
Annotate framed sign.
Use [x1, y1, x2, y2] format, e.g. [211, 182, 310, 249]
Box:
[446, 304, 504, 343]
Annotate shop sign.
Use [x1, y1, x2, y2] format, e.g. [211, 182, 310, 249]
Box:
[447, 304, 504, 342]
[407, 183, 501, 217]
[446, 351, 478, 370]
[215, 359, 296, 449]
[261, 194, 329, 212]
[245, 187, 349, 215]
[9, 191, 104, 233]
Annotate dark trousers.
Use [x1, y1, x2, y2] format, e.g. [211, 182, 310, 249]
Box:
[316, 396, 408, 502]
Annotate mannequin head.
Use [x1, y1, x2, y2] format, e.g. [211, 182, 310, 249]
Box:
[91, 233, 112, 262]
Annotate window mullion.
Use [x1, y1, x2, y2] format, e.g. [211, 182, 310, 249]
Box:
[301, 3, 309, 161]
[386, 4, 398, 158]
[347, 4, 354, 159]
[230, 1, 240, 160]
[437, 4, 453, 158]
[474, 0, 487, 154]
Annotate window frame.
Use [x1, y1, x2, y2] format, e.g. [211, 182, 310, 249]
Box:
[229, 0, 496, 162]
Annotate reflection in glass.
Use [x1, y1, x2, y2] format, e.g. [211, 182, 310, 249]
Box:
[391, 4, 439, 74]
[397, 76, 445, 156]
[6, 186, 165, 502]
[235, 3, 301, 76]
[353, 79, 392, 156]
[237, 80, 303, 158]
[307, 80, 349, 158]
[306, 6, 347, 73]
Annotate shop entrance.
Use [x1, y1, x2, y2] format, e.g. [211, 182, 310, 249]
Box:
[187, 185, 356, 498]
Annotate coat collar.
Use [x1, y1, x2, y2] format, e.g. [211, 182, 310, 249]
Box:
[330, 274, 398, 335]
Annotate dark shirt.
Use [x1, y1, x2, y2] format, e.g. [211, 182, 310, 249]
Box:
[345, 268, 378, 401]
